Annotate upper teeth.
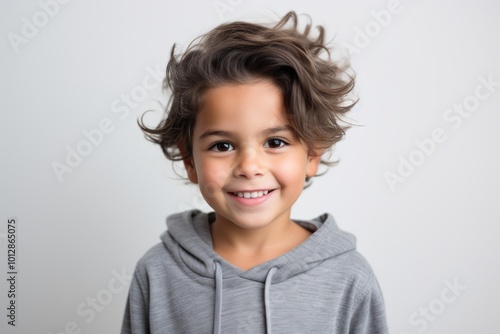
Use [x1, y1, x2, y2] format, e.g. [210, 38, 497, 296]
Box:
[233, 190, 269, 198]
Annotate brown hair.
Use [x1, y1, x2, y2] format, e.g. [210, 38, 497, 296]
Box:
[139, 11, 357, 171]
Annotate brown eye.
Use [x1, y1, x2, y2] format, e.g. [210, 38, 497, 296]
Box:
[210, 142, 234, 152]
[265, 138, 287, 149]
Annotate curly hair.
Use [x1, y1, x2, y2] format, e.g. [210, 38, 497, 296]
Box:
[139, 11, 357, 171]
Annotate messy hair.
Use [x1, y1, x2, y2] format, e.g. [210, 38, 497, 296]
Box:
[139, 11, 357, 170]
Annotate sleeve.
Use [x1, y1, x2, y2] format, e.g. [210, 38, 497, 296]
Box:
[348, 275, 389, 334]
[120, 268, 150, 334]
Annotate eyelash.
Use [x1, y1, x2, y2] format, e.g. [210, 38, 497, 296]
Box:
[208, 138, 289, 152]
[209, 142, 234, 152]
[264, 138, 288, 149]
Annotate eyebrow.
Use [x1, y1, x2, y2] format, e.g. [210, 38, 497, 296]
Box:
[198, 126, 293, 140]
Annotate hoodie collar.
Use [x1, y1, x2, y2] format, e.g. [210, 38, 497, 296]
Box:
[162, 210, 357, 284]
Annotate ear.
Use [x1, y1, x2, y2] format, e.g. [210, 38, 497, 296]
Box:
[178, 143, 198, 184]
[305, 150, 322, 178]
[183, 157, 199, 184]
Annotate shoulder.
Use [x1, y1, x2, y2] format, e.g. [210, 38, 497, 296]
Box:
[321, 249, 383, 298]
[137, 242, 169, 265]
[335, 250, 377, 279]
[131, 241, 173, 283]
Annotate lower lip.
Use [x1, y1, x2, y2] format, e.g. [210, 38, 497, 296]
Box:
[228, 191, 273, 206]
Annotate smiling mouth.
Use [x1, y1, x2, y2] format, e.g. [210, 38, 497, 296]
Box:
[231, 190, 273, 198]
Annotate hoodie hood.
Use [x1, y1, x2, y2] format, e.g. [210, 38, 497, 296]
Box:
[161, 210, 357, 284]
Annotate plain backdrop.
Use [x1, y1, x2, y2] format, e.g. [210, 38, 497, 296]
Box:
[1, 0, 499, 333]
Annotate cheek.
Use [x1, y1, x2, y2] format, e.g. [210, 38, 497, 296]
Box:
[273, 158, 308, 186]
[197, 160, 231, 197]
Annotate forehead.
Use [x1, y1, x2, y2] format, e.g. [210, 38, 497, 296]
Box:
[195, 80, 288, 131]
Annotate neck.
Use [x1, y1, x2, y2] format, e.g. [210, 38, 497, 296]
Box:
[210, 213, 311, 270]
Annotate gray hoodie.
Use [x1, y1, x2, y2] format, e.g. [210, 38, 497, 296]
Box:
[121, 210, 388, 333]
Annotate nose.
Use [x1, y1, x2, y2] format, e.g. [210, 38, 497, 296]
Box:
[233, 147, 265, 178]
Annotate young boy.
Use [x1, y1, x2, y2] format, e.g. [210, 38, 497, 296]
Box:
[121, 11, 388, 334]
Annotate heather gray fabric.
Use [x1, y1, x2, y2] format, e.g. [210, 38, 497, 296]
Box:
[121, 210, 388, 333]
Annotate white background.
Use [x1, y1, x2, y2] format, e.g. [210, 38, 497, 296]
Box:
[1, 0, 499, 333]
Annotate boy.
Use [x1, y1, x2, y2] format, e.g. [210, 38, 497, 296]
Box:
[121, 11, 388, 333]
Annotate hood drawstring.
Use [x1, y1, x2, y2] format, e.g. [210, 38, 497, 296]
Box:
[264, 267, 278, 334]
[213, 262, 223, 334]
[212, 263, 278, 334]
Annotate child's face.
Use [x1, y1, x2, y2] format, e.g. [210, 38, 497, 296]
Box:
[184, 80, 320, 230]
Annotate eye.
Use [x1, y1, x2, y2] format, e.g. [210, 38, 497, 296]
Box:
[264, 138, 287, 149]
[209, 142, 234, 152]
